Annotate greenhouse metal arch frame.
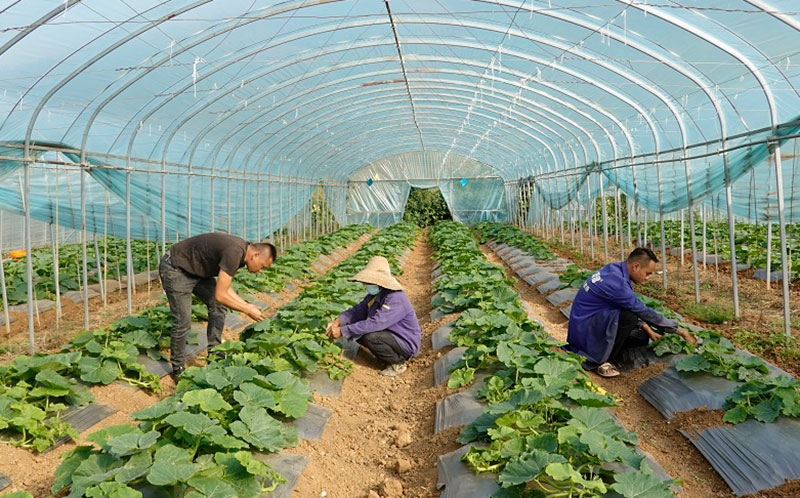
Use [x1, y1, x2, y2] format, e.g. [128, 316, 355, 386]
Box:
[0, 0, 798, 350]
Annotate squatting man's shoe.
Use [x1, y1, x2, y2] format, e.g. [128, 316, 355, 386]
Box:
[379, 363, 407, 377]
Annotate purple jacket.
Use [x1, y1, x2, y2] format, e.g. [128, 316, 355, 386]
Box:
[565, 261, 678, 369]
[338, 290, 421, 358]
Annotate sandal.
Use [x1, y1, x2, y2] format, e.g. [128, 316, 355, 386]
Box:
[596, 362, 620, 378]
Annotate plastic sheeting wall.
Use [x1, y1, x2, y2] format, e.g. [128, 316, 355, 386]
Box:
[0, 143, 342, 243]
[346, 151, 507, 226]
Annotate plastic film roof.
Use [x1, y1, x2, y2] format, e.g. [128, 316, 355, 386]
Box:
[1, 0, 800, 228]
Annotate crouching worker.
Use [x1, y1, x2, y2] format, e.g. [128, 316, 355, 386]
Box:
[159, 233, 276, 381]
[325, 256, 421, 377]
[564, 247, 696, 378]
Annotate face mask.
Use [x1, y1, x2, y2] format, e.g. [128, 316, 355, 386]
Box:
[365, 284, 381, 295]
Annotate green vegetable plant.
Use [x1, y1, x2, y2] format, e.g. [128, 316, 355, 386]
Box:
[429, 221, 677, 497]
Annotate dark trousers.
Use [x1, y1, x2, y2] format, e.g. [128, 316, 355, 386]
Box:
[159, 253, 226, 370]
[356, 331, 409, 366]
[608, 310, 650, 364]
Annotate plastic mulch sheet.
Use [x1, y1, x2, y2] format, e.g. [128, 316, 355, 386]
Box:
[224, 312, 250, 330]
[546, 288, 578, 308]
[47, 403, 117, 451]
[537, 278, 564, 294]
[431, 267, 443, 279]
[139, 325, 208, 377]
[256, 453, 309, 498]
[0, 314, 15, 326]
[680, 417, 800, 496]
[500, 249, 524, 263]
[0, 473, 11, 492]
[431, 322, 455, 350]
[697, 254, 724, 265]
[613, 346, 670, 372]
[517, 264, 548, 277]
[282, 403, 332, 440]
[434, 347, 468, 386]
[638, 349, 791, 418]
[561, 304, 572, 319]
[304, 370, 344, 396]
[753, 268, 784, 282]
[637, 364, 739, 418]
[431, 308, 450, 321]
[434, 375, 488, 433]
[436, 444, 499, 498]
[523, 272, 559, 287]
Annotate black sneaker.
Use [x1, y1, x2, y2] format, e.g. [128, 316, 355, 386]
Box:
[170, 366, 185, 383]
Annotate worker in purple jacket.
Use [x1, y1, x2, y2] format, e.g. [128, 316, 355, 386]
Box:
[325, 255, 421, 377]
[565, 247, 696, 377]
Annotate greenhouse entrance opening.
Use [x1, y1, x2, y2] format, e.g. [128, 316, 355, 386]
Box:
[402, 187, 452, 227]
[345, 151, 507, 227]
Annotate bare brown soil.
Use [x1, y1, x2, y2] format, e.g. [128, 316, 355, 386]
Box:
[290, 234, 462, 498]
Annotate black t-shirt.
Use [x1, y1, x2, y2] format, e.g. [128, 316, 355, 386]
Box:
[169, 233, 247, 278]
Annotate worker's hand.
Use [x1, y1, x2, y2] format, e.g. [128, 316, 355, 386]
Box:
[245, 304, 265, 322]
[642, 322, 662, 342]
[325, 318, 340, 334]
[327, 324, 342, 340]
[677, 328, 697, 346]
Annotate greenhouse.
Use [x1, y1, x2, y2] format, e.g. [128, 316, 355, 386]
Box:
[0, 1, 798, 497]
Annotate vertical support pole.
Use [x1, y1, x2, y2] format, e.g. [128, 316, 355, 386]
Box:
[160, 161, 166, 255]
[187, 164, 192, 238]
[257, 180, 262, 240]
[722, 138, 740, 318]
[126, 170, 133, 314]
[210, 167, 215, 233]
[655, 155, 667, 289]
[769, 135, 792, 336]
[702, 204, 707, 270]
[680, 209, 685, 266]
[242, 180, 247, 239]
[103, 191, 109, 307]
[81, 165, 90, 331]
[615, 188, 624, 260]
[49, 224, 62, 322]
[765, 219, 772, 289]
[684, 156, 701, 303]
[93, 236, 104, 303]
[600, 174, 609, 262]
[586, 177, 593, 259]
[0, 211, 10, 336]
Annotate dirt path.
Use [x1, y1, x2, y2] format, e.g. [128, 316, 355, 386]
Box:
[290, 233, 460, 498]
[478, 243, 739, 498]
[0, 234, 375, 498]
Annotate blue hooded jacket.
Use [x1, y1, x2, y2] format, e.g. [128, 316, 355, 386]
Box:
[564, 261, 677, 369]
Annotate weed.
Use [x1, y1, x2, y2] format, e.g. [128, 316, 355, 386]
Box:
[681, 301, 735, 324]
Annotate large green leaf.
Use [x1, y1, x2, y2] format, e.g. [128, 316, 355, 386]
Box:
[229, 406, 296, 452]
[107, 429, 160, 456]
[146, 444, 198, 486]
[233, 383, 278, 411]
[78, 357, 118, 385]
[497, 450, 566, 487]
[611, 470, 674, 498]
[114, 451, 153, 484]
[163, 411, 227, 439]
[185, 476, 238, 498]
[182, 389, 233, 413]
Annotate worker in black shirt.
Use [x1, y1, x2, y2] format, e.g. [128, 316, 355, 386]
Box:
[158, 232, 276, 380]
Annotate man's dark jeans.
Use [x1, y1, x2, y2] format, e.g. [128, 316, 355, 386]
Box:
[159, 253, 226, 371]
[608, 309, 650, 364]
[356, 331, 409, 366]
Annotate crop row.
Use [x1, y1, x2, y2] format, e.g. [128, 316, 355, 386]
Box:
[430, 221, 675, 498]
[0, 222, 418, 498]
[1, 238, 163, 308]
[473, 222, 800, 426]
[0, 224, 372, 453]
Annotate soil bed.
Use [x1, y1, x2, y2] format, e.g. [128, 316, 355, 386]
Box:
[289, 234, 461, 498]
